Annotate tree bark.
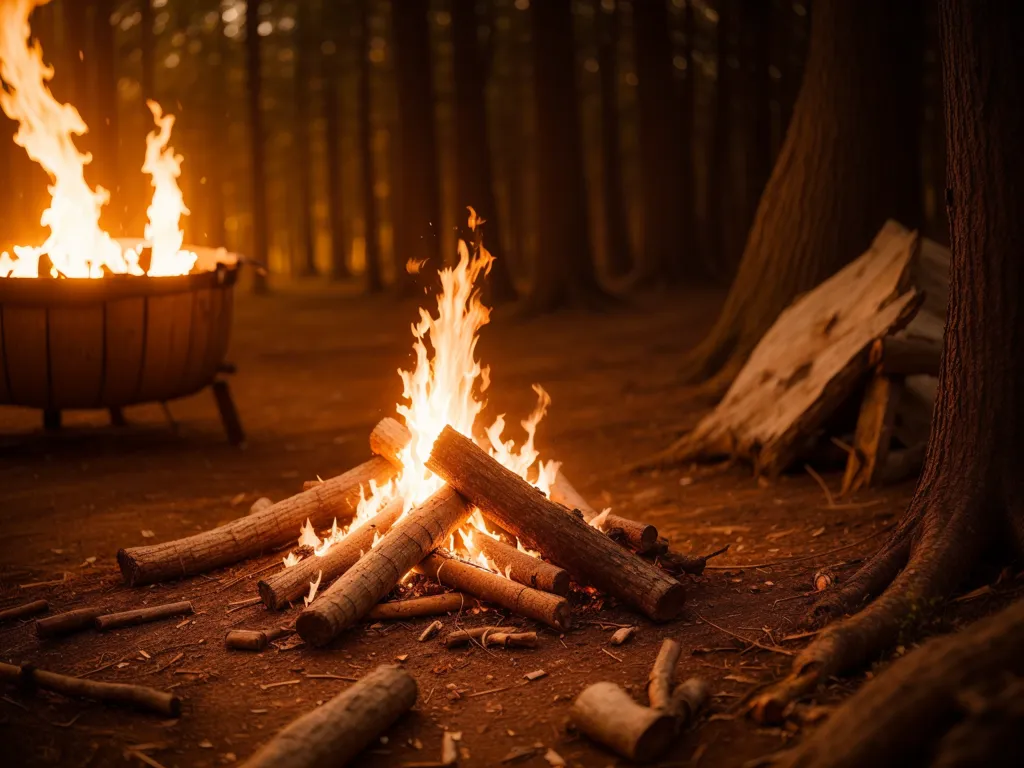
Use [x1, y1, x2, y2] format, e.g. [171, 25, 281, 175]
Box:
[246, 0, 269, 293]
[321, 4, 350, 279]
[358, 0, 383, 293]
[452, 0, 517, 303]
[750, 0, 1024, 730]
[525, 0, 607, 311]
[679, 0, 923, 393]
[391, 0, 441, 296]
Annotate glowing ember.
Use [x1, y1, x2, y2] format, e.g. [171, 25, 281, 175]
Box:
[0, 0, 197, 279]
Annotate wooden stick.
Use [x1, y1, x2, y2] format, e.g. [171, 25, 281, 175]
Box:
[117, 457, 396, 586]
[610, 626, 635, 646]
[35, 607, 102, 639]
[550, 473, 658, 553]
[296, 487, 472, 647]
[445, 626, 502, 648]
[648, 638, 681, 710]
[483, 631, 537, 649]
[0, 600, 49, 623]
[418, 552, 571, 630]
[571, 682, 675, 763]
[459, 530, 570, 596]
[95, 601, 194, 631]
[0, 661, 180, 717]
[427, 427, 685, 621]
[669, 678, 708, 723]
[368, 417, 414, 466]
[419, 620, 442, 642]
[239, 665, 416, 768]
[258, 498, 405, 610]
[366, 592, 471, 620]
[225, 627, 292, 651]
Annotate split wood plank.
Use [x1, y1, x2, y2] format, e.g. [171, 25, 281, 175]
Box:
[841, 373, 904, 496]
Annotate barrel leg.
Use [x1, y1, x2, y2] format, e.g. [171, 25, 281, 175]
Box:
[43, 409, 61, 431]
[212, 380, 245, 446]
[109, 408, 127, 427]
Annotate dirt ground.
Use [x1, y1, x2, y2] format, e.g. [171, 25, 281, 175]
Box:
[0, 281, 988, 767]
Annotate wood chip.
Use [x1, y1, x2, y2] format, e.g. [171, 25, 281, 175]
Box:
[544, 749, 566, 767]
[609, 627, 635, 646]
[259, 679, 301, 690]
[441, 731, 460, 766]
[419, 620, 443, 642]
[395, 654, 409, 662]
[524, 670, 547, 681]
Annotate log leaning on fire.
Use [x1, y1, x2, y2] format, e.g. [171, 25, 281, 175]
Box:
[0, 661, 180, 717]
[257, 498, 405, 610]
[550, 473, 659, 554]
[117, 457, 396, 586]
[426, 427, 686, 621]
[239, 665, 416, 768]
[296, 487, 472, 647]
[458, 530, 570, 596]
[417, 551, 572, 630]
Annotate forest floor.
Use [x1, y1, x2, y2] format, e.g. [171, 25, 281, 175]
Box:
[0, 280, 1001, 767]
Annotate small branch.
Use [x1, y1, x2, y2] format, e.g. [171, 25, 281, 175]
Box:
[696, 614, 794, 657]
[804, 465, 835, 508]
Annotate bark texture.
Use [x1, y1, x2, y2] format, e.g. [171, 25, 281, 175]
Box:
[750, 0, 1024, 731]
[464, 531, 570, 596]
[678, 0, 922, 394]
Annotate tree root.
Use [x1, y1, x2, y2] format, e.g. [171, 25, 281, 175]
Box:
[765, 599, 1024, 768]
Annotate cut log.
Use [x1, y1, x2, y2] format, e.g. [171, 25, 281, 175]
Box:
[841, 374, 904, 496]
[94, 601, 194, 631]
[0, 661, 180, 716]
[258, 498, 405, 610]
[417, 552, 571, 630]
[483, 631, 537, 649]
[550, 472, 658, 553]
[35, 608, 102, 639]
[427, 427, 686, 621]
[646, 541, 730, 576]
[670, 677, 709, 723]
[225, 627, 292, 651]
[571, 681, 675, 763]
[458, 530, 570, 596]
[445, 626, 502, 648]
[366, 592, 473, 620]
[118, 457, 397, 586]
[0, 600, 49, 623]
[645, 221, 923, 477]
[296, 487, 472, 647]
[239, 665, 416, 768]
[368, 417, 413, 465]
[647, 638, 681, 711]
[876, 335, 942, 376]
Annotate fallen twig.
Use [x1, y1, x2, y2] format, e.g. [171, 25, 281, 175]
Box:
[696, 615, 794, 657]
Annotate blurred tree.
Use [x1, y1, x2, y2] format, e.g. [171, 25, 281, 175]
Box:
[708, 0, 735, 276]
[391, 0, 441, 295]
[140, 0, 154, 100]
[677, 0, 923, 395]
[205, 7, 229, 250]
[594, 0, 630, 278]
[321, 1, 351, 280]
[246, 0, 269, 292]
[359, 0, 384, 293]
[451, 0, 516, 302]
[525, 0, 608, 311]
[739, 0, 772, 244]
[92, 0, 119, 223]
[293, 0, 317, 276]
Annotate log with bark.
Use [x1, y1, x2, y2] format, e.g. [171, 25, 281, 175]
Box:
[0, 661, 180, 716]
[647, 638, 681, 710]
[417, 551, 571, 630]
[457, 530, 570, 596]
[296, 487, 472, 647]
[571, 681, 676, 763]
[0, 600, 49, 623]
[366, 592, 473, 620]
[225, 627, 292, 651]
[551, 473, 658, 553]
[94, 601, 194, 631]
[445, 626, 503, 648]
[118, 457, 396, 586]
[258, 498, 405, 610]
[35, 608, 103, 639]
[426, 427, 686, 621]
[239, 665, 416, 768]
[482, 631, 537, 649]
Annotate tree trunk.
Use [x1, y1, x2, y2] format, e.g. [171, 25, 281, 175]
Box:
[679, 0, 923, 393]
[595, 0, 630, 278]
[293, 2, 317, 277]
[525, 0, 606, 311]
[322, 4, 350, 280]
[750, 0, 1024, 734]
[207, 13, 228, 249]
[390, 0, 441, 295]
[708, 0, 735, 278]
[358, 0, 383, 293]
[739, 0, 772, 262]
[451, 0, 517, 303]
[246, 0, 269, 293]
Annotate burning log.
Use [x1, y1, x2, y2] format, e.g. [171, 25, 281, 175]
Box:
[296, 487, 472, 647]
[368, 417, 413, 466]
[225, 627, 292, 651]
[551, 474, 658, 554]
[417, 552, 571, 630]
[426, 427, 686, 621]
[257, 498, 405, 610]
[0, 600, 49, 623]
[366, 592, 472, 620]
[0, 661, 180, 717]
[571, 682, 675, 763]
[35, 608, 103, 639]
[117, 457, 396, 586]
[94, 601, 193, 631]
[458, 530, 570, 596]
[239, 665, 416, 768]
[647, 638, 682, 711]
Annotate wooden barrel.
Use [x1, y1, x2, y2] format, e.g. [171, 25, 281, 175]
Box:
[0, 256, 238, 410]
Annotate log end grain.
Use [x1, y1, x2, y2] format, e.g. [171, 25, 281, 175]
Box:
[116, 548, 143, 587]
[650, 581, 687, 623]
[295, 608, 338, 648]
[549, 569, 572, 597]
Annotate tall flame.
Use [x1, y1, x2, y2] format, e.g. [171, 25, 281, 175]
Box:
[142, 100, 196, 276]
